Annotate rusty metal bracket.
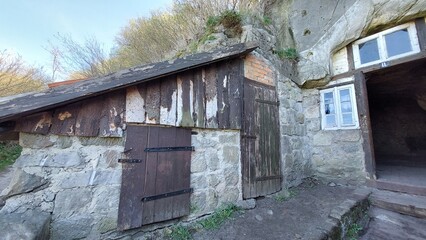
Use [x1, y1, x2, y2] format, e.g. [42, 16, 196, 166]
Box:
[141, 188, 193, 202]
[118, 159, 142, 163]
[144, 146, 194, 152]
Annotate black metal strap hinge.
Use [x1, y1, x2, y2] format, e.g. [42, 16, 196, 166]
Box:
[144, 146, 194, 152]
[118, 159, 143, 163]
[141, 188, 193, 202]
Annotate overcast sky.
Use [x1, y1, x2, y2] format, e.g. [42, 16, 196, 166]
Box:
[0, 0, 172, 72]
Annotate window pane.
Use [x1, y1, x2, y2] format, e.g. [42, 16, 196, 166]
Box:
[324, 92, 335, 114]
[385, 29, 412, 57]
[341, 102, 352, 113]
[342, 113, 354, 125]
[339, 89, 352, 113]
[326, 115, 337, 128]
[359, 38, 380, 64]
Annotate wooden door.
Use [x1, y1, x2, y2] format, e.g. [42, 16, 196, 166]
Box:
[241, 80, 281, 199]
[117, 125, 192, 230]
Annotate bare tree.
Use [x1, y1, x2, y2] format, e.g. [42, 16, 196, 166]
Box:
[0, 50, 47, 97]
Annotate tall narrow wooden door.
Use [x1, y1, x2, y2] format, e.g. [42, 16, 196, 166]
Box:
[241, 80, 281, 199]
[117, 125, 192, 230]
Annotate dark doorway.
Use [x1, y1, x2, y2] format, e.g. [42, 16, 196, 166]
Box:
[366, 58, 426, 188]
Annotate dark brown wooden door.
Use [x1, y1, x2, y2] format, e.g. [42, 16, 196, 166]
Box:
[241, 80, 281, 199]
[117, 125, 192, 230]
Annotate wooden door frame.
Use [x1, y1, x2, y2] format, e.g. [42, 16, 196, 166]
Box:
[354, 71, 376, 180]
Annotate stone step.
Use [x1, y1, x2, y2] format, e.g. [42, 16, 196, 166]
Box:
[370, 190, 426, 219]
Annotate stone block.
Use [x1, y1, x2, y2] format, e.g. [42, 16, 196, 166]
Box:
[13, 154, 44, 168]
[222, 146, 239, 165]
[190, 192, 207, 212]
[224, 168, 239, 186]
[51, 216, 93, 240]
[305, 105, 320, 119]
[97, 217, 117, 234]
[20, 133, 53, 149]
[100, 150, 121, 169]
[333, 130, 361, 142]
[92, 170, 121, 186]
[235, 199, 256, 210]
[191, 153, 207, 173]
[92, 186, 120, 215]
[207, 154, 220, 171]
[79, 137, 124, 146]
[313, 132, 332, 146]
[218, 133, 239, 144]
[0, 210, 51, 240]
[2, 169, 47, 198]
[42, 152, 83, 168]
[53, 188, 92, 219]
[191, 174, 207, 190]
[219, 187, 239, 203]
[59, 171, 91, 189]
[53, 136, 74, 149]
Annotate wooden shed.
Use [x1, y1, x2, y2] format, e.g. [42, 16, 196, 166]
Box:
[0, 43, 281, 232]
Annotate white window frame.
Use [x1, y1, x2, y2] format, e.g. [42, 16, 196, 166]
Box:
[352, 22, 420, 69]
[320, 84, 359, 130]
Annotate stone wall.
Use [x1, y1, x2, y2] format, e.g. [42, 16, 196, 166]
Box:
[189, 129, 242, 219]
[277, 73, 311, 187]
[303, 89, 367, 184]
[0, 129, 242, 239]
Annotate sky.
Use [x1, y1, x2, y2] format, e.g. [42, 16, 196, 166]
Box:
[0, 0, 172, 78]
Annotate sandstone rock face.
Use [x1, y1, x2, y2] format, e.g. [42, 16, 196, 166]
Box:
[271, 0, 426, 85]
[0, 210, 51, 240]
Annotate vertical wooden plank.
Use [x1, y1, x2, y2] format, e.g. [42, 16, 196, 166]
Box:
[242, 81, 256, 198]
[144, 81, 161, 124]
[160, 76, 178, 126]
[217, 62, 230, 128]
[99, 90, 126, 137]
[172, 128, 191, 218]
[228, 59, 243, 129]
[141, 126, 160, 224]
[346, 45, 355, 72]
[153, 127, 176, 222]
[117, 125, 148, 230]
[50, 102, 81, 136]
[126, 86, 146, 123]
[14, 111, 52, 135]
[204, 64, 218, 128]
[177, 73, 195, 127]
[192, 69, 205, 128]
[75, 96, 104, 136]
[354, 71, 376, 180]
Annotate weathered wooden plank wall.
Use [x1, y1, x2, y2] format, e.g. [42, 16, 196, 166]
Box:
[125, 58, 244, 129]
[15, 90, 126, 137]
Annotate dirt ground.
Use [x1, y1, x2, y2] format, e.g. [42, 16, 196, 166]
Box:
[192, 179, 356, 240]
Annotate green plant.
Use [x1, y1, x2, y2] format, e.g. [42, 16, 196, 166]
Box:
[199, 204, 241, 230]
[206, 15, 220, 29]
[262, 16, 272, 25]
[169, 225, 192, 240]
[346, 223, 362, 240]
[274, 189, 298, 202]
[0, 142, 22, 171]
[275, 48, 299, 61]
[220, 10, 242, 29]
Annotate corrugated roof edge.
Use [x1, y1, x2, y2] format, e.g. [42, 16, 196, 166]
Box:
[0, 42, 258, 123]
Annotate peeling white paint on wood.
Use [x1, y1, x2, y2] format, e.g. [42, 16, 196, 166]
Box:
[125, 87, 145, 123]
[325, 76, 354, 87]
[332, 47, 349, 76]
[189, 79, 194, 120]
[176, 77, 184, 125]
[160, 89, 177, 126]
[206, 95, 218, 123]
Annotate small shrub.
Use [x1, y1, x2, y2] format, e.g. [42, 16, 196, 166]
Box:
[206, 15, 220, 29]
[169, 225, 192, 240]
[199, 204, 241, 230]
[346, 223, 362, 240]
[262, 16, 272, 25]
[0, 142, 22, 171]
[275, 48, 299, 61]
[220, 10, 242, 29]
[274, 189, 298, 202]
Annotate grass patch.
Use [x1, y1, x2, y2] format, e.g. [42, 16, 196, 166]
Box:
[0, 142, 22, 171]
[169, 225, 192, 240]
[274, 48, 299, 61]
[274, 189, 298, 202]
[199, 204, 241, 230]
[346, 223, 362, 240]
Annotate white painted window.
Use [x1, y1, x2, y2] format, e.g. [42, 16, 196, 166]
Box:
[320, 84, 359, 130]
[352, 22, 420, 68]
